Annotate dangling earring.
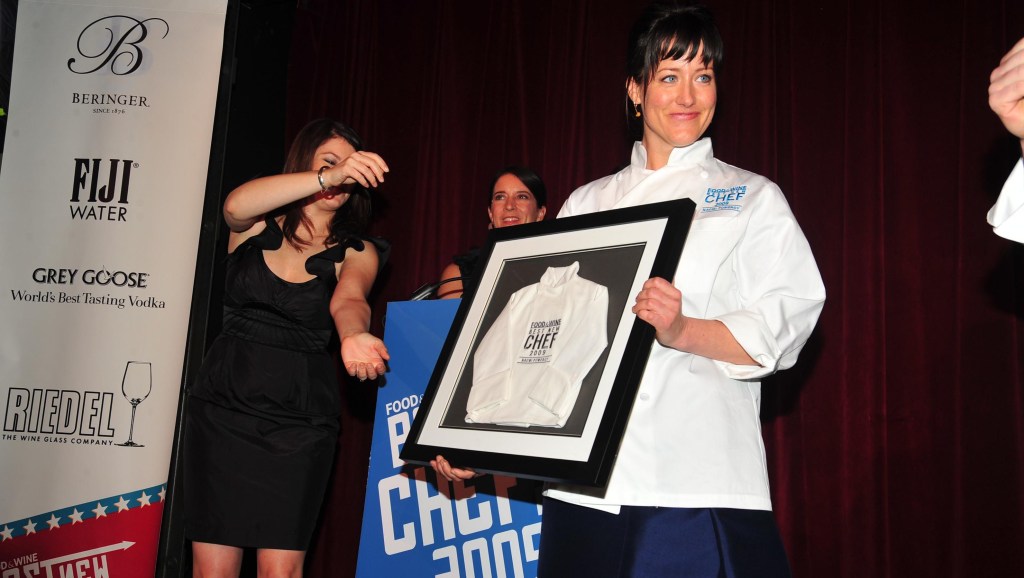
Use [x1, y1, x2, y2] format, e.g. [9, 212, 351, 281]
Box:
[633, 101, 642, 117]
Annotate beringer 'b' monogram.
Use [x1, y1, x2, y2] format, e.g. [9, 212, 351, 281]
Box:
[67, 15, 170, 75]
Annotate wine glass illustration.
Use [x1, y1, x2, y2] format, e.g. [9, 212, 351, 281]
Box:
[117, 361, 152, 447]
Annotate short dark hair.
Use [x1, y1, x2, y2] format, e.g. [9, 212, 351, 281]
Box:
[487, 165, 548, 208]
[626, 2, 723, 90]
[275, 118, 375, 244]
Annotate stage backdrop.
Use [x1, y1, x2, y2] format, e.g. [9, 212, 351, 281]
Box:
[290, 2, 1024, 577]
[0, 1, 226, 576]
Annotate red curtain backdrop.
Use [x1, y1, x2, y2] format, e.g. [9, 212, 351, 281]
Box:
[283, 1, 1024, 576]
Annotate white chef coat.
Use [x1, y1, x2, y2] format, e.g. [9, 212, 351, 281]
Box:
[467, 262, 609, 427]
[545, 138, 826, 512]
[988, 158, 1024, 242]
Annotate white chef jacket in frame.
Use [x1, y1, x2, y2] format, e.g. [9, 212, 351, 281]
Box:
[545, 138, 826, 513]
[467, 262, 609, 428]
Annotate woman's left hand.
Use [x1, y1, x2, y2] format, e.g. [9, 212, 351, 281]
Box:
[341, 332, 390, 381]
[632, 276, 759, 365]
[632, 277, 688, 348]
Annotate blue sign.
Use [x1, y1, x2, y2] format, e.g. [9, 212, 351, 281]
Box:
[356, 300, 544, 578]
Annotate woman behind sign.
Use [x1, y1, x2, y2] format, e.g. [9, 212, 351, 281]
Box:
[436, 166, 548, 299]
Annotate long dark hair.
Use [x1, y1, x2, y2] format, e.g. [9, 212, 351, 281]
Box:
[274, 118, 374, 247]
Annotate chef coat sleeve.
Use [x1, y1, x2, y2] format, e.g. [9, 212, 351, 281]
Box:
[713, 184, 826, 380]
[466, 293, 516, 419]
[988, 159, 1024, 243]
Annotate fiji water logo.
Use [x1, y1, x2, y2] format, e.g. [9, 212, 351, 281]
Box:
[701, 185, 747, 214]
[67, 16, 170, 76]
[69, 158, 138, 222]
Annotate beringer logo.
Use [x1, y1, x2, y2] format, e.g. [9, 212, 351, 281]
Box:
[67, 16, 169, 76]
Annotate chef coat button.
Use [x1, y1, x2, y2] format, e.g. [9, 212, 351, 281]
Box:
[700, 171, 709, 179]
[638, 392, 650, 401]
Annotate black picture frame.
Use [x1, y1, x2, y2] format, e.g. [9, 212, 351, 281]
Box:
[400, 198, 696, 487]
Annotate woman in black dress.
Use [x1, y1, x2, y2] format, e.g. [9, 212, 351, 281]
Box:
[184, 118, 389, 577]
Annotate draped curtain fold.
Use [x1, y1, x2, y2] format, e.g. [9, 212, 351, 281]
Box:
[286, 1, 1024, 576]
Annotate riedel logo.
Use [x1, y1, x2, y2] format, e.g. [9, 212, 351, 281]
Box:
[67, 15, 170, 76]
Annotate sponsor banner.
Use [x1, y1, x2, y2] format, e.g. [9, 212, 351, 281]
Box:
[356, 301, 544, 578]
[0, 0, 227, 575]
[0, 485, 165, 578]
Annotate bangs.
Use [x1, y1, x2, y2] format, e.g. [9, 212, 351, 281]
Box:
[628, 5, 724, 87]
[641, 32, 720, 86]
[660, 38, 709, 67]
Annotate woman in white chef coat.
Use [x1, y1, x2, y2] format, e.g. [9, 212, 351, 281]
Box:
[434, 2, 825, 576]
[988, 36, 1024, 242]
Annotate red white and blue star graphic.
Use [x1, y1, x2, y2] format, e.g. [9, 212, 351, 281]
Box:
[0, 484, 166, 577]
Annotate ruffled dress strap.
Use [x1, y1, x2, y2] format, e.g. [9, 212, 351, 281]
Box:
[240, 215, 287, 251]
[238, 218, 390, 279]
[305, 235, 390, 278]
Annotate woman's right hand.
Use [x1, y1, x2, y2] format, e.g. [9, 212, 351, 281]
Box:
[340, 331, 389, 382]
[430, 455, 481, 482]
[325, 150, 390, 190]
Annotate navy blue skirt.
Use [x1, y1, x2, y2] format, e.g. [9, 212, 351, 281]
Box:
[537, 498, 792, 578]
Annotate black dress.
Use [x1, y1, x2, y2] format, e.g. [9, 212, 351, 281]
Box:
[452, 246, 482, 281]
[184, 218, 386, 550]
[451, 246, 483, 294]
